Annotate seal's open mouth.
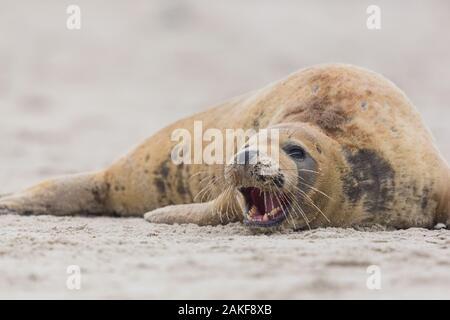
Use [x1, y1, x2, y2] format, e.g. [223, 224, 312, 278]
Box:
[239, 187, 290, 228]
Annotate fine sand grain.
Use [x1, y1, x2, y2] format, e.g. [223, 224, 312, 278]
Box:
[1, 215, 449, 299]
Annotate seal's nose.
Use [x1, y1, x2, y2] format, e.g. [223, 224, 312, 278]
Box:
[236, 148, 259, 165]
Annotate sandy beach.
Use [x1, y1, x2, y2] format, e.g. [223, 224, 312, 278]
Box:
[0, 0, 449, 299]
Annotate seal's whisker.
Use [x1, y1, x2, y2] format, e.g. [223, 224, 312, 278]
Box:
[190, 167, 223, 186]
[271, 184, 298, 229]
[188, 171, 207, 180]
[222, 190, 229, 223]
[197, 174, 214, 185]
[290, 185, 331, 223]
[214, 186, 228, 224]
[297, 180, 333, 200]
[195, 176, 222, 203]
[225, 186, 234, 222]
[278, 175, 309, 224]
[274, 184, 305, 226]
[195, 179, 214, 202]
[280, 168, 320, 174]
[231, 188, 242, 220]
[287, 197, 309, 229]
[198, 171, 225, 187]
[284, 188, 311, 229]
[198, 174, 217, 186]
[263, 191, 268, 216]
[265, 186, 287, 226]
[219, 185, 242, 221]
[272, 189, 293, 228]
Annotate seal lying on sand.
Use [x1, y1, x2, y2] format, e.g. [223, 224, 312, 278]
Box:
[1, 64, 449, 231]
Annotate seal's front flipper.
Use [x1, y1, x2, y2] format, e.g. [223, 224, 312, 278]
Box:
[144, 197, 243, 226]
[0, 172, 111, 216]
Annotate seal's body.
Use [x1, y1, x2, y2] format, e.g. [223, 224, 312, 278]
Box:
[1, 64, 449, 230]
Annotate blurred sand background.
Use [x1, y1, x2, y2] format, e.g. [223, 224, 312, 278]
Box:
[0, 0, 449, 299]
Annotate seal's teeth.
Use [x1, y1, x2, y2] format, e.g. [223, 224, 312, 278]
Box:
[263, 214, 269, 222]
[249, 205, 257, 217]
[268, 207, 281, 218]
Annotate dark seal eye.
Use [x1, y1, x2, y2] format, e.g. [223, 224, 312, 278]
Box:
[284, 145, 306, 161]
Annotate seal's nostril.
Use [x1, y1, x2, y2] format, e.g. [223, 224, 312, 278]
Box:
[236, 149, 258, 165]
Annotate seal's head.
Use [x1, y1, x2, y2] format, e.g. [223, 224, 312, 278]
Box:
[224, 123, 340, 231]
